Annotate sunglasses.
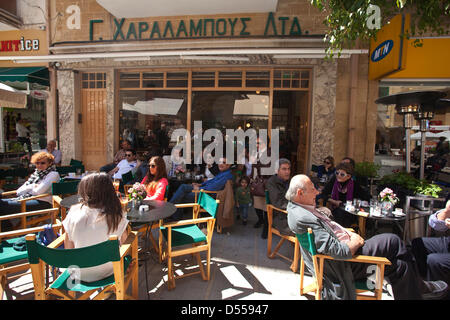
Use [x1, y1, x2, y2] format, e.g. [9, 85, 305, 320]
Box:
[149, 164, 157, 168]
[335, 171, 349, 178]
[125, 154, 133, 157]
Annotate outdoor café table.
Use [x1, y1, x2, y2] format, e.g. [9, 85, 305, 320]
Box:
[344, 205, 406, 238]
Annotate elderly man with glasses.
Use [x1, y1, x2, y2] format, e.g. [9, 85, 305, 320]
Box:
[286, 174, 448, 300]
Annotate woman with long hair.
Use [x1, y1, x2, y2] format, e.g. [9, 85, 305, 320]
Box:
[62, 172, 129, 282]
[0, 151, 60, 215]
[317, 155, 336, 183]
[141, 156, 169, 200]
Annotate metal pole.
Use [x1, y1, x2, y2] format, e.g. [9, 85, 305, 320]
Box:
[420, 130, 426, 180]
[405, 127, 411, 173]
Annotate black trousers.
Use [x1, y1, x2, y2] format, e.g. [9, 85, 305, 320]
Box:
[411, 236, 450, 284]
[350, 233, 424, 300]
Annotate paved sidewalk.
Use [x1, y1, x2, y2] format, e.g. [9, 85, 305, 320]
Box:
[4, 207, 393, 300]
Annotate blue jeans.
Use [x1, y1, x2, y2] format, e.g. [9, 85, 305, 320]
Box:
[238, 204, 251, 221]
[169, 184, 196, 220]
[0, 198, 51, 215]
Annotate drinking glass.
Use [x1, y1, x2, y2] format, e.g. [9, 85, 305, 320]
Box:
[113, 179, 120, 192]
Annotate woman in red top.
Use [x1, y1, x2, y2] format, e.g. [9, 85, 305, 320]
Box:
[141, 156, 168, 200]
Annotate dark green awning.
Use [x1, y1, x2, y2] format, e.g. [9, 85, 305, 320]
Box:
[0, 67, 49, 87]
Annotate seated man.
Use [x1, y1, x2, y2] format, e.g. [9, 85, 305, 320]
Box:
[110, 149, 138, 181]
[41, 140, 62, 165]
[286, 174, 448, 300]
[266, 158, 292, 237]
[411, 200, 450, 293]
[20, 139, 62, 165]
[169, 158, 233, 220]
[100, 140, 131, 173]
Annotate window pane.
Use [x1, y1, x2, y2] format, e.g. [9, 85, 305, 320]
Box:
[119, 90, 187, 155]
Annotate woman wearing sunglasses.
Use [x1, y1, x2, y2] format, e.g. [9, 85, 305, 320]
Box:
[322, 162, 369, 227]
[317, 156, 335, 183]
[141, 156, 168, 201]
[0, 151, 60, 217]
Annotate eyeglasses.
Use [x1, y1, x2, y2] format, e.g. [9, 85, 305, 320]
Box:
[335, 171, 349, 178]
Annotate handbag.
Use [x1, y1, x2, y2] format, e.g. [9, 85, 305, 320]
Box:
[249, 165, 267, 197]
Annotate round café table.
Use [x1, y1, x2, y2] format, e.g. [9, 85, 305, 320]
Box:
[345, 206, 406, 238]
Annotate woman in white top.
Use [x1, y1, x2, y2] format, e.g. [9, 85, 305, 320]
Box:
[62, 172, 129, 282]
[0, 151, 60, 215]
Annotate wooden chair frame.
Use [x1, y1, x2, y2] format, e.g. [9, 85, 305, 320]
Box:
[26, 231, 139, 300]
[192, 182, 228, 234]
[159, 191, 219, 290]
[1, 190, 51, 215]
[0, 208, 62, 300]
[299, 228, 391, 300]
[266, 203, 300, 273]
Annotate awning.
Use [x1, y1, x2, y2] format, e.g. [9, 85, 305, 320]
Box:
[0, 83, 27, 109]
[0, 67, 49, 88]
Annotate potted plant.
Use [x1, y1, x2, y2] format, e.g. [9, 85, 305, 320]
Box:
[412, 180, 443, 210]
[354, 161, 381, 187]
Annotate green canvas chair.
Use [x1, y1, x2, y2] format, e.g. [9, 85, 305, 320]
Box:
[51, 180, 80, 221]
[158, 191, 219, 290]
[26, 230, 139, 300]
[265, 190, 300, 273]
[69, 159, 83, 166]
[56, 165, 85, 176]
[297, 228, 391, 300]
[0, 208, 61, 300]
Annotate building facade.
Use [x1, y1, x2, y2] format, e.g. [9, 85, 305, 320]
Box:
[2, 0, 379, 172]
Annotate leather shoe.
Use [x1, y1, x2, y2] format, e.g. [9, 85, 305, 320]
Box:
[421, 280, 448, 300]
[253, 221, 263, 228]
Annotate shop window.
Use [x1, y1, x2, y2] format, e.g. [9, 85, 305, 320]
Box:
[246, 71, 270, 88]
[274, 69, 310, 89]
[82, 72, 106, 89]
[218, 71, 242, 87]
[142, 72, 164, 88]
[119, 72, 140, 88]
[192, 72, 215, 87]
[166, 72, 188, 88]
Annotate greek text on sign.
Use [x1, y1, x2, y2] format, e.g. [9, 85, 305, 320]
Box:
[371, 40, 394, 62]
[1, 37, 40, 52]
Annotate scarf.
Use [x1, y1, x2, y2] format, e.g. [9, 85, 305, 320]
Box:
[15, 165, 56, 200]
[331, 178, 354, 202]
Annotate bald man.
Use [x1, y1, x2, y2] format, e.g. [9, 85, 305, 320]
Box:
[41, 140, 62, 165]
[286, 174, 447, 300]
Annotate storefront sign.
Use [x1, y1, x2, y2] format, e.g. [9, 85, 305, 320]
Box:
[89, 12, 304, 41]
[368, 14, 409, 80]
[0, 30, 48, 67]
[386, 38, 450, 79]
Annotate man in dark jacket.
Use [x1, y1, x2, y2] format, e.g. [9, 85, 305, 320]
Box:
[266, 158, 291, 236]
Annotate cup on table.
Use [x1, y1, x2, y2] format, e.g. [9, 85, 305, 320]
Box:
[394, 208, 403, 216]
[120, 198, 129, 212]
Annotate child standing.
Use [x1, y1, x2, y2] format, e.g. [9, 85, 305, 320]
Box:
[235, 176, 252, 225]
